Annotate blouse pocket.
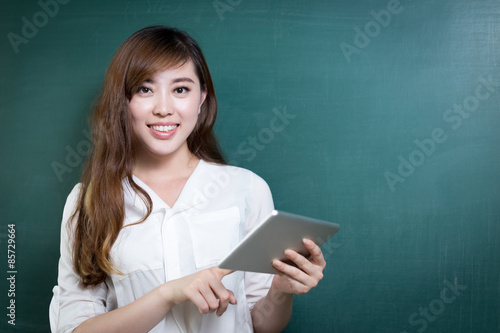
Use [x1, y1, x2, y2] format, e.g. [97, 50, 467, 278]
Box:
[188, 207, 240, 268]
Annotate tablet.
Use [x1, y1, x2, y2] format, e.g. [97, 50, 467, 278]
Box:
[218, 210, 340, 274]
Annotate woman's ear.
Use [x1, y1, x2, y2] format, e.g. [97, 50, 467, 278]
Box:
[198, 86, 207, 114]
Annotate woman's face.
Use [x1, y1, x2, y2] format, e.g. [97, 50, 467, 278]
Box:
[129, 60, 206, 161]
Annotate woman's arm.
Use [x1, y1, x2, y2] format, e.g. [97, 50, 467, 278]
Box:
[74, 267, 236, 333]
[251, 238, 326, 333]
[74, 283, 172, 333]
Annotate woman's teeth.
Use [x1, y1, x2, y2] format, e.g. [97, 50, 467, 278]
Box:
[150, 125, 177, 132]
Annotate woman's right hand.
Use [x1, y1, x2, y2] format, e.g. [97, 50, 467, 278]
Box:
[73, 268, 236, 332]
[161, 267, 236, 317]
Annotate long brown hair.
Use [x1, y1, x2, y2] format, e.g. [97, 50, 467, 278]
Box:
[72, 26, 225, 286]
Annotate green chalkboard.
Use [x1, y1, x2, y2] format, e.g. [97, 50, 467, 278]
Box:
[1, 0, 499, 332]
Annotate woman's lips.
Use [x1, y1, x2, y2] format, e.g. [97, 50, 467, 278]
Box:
[148, 123, 179, 138]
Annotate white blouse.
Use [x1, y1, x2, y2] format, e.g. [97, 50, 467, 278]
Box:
[49, 160, 274, 332]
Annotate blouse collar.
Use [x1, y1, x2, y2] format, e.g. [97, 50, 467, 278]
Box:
[124, 160, 209, 215]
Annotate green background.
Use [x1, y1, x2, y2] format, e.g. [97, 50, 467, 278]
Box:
[1, 0, 499, 332]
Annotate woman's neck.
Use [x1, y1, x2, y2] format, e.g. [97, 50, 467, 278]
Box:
[133, 145, 200, 183]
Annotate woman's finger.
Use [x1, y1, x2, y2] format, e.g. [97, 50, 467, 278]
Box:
[214, 289, 236, 317]
[198, 283, 220, 313]
[209, 267, 237, 316]
[178, 267, 237, 315]
[184, 287, 211, 314]
[283, 248, 324, 282]
[271, 266, 315, 295]
[207, 282, 231, 316]
[272, 258, 317, 288]
[303, 239, 326, 268]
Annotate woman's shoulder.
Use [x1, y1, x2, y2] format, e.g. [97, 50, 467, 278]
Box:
[62, 183, 85, 214]
[64, 183, 82, 206]
[57, 183, 83, 232]
[68, 182, 83, 194]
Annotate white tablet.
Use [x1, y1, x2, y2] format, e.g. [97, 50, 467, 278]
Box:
[218, 210, 340, 274]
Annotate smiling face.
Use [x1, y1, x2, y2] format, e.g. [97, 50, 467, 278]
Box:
[128, 60, 207, 163]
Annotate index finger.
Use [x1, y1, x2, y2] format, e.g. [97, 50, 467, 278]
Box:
[215, 267, 235, 278]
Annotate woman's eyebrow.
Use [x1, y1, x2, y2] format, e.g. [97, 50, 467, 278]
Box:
[171, 77, 195, 84]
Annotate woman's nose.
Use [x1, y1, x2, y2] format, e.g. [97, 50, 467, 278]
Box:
[153, 92, 173, 116]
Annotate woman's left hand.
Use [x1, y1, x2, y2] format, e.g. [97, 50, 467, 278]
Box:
[270, 238, 326, 295]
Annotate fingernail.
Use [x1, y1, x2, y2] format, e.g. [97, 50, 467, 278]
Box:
[285, 249, 293, 257]
[303, 238, 311, 246]
[273, 260, 282, 268]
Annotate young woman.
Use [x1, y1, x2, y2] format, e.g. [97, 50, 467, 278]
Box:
[49, 26, 326, 333]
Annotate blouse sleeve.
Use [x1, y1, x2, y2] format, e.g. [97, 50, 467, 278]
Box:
[49, 184, 108, 333]
[244, 173, 275, 310]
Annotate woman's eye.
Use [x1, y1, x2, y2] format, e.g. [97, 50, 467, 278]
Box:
[174, 87, 190, 94]
[137, 86, 152, 94]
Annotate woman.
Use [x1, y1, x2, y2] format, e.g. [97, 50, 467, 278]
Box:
[50, 26, 326, 333]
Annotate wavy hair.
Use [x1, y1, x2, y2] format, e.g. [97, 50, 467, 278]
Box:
[72, 26, 225, 286]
